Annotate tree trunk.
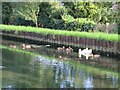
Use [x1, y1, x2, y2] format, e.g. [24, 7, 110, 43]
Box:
[35, 6, 39, 27]
[35, 20, 38, 27]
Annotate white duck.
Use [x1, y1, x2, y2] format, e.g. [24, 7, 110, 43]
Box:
[78, 48, 93, 59]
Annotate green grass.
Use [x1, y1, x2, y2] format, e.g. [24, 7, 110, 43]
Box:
[0, 45, 119, 77]
[0, 24, 119, 42]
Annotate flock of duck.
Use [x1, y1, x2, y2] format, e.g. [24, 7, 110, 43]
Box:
[9, 44, 100, 60]
[10, 44, 32, 49]
[57, 46, 73, 53]
[78, 48, 100, 59]
[57, 46, 100, 60]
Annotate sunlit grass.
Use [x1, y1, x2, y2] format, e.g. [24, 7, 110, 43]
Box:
[0, 24, 119, 42]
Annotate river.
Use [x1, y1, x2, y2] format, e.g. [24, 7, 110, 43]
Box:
[1, 40, 119, 88]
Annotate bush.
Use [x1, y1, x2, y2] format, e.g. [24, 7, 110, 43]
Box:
[62, 15, 96, 31]
[81, 21, 95, 32]
[12, 17, 35, 27]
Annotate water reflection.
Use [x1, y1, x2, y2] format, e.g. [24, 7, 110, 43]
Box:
[34, 55, 118, 88]
[2, 48, 119, 88]
[83, 75, 93, 88]
[2, 40, 119, 72]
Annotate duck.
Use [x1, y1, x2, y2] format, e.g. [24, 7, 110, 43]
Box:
[57, 46, 65, 51]
[79, 48, 92, 55]
[82, 48, 92, 54]
[22, 44, 31, 49]
[31, 45, 42, 48]
[10, 45, 16, 48]
[90, 54, 100, 59]
[93, 54, 100, 58]
[45, 45, 50, 47]
[59, 56, 67, 60]
[78, 48, 93, 59]
[66, 47, 73, 53]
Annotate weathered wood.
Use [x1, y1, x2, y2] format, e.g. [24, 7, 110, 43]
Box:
[1, 31, 119, 54]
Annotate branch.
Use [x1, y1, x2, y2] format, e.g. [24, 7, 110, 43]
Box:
[17, 11, 33, 20]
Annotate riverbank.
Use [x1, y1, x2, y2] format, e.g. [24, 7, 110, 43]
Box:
[0, 24, 120, 55]
[0, 24, 119, 41]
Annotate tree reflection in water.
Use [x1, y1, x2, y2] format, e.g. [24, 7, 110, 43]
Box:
[2, 48, 119, 88]
[35, 55, 118, 88]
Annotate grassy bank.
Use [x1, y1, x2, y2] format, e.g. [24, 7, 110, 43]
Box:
[0, 24, 119, 42]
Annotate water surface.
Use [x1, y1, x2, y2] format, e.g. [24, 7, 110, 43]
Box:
[1, 46, 119, 88]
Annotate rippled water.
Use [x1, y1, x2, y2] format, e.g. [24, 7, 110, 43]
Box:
[1, 40, 119, 88]
[1, 46, 119, 88]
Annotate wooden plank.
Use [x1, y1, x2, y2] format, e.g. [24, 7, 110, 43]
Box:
[1, 31, 119, 54]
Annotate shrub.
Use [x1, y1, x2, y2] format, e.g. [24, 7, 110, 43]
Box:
[62, 15, 96, 31]
[12, 17, 35, 26]
[81, 20, 96, 32]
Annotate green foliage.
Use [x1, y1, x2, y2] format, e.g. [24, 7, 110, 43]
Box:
[63, 2, 118, 24]
[2, 2, 118, 33]
[12, 2, 39, 27]
[37, 2, 96, 31]
[62, 14, 96, 31]
[93, 2, 118, 23]
[62, 14, 74, 23]
[63, 2, 98, 18]
[13, 17, 35, 26]
[38, 2, 65, 28]
[0, 24, 119, 42]
[2, 2, 13, 24]
[79, 19, 96, 32]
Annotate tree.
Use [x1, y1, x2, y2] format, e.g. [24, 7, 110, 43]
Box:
[63, 2, 98, 19]
[2, 2, 13, 24]
[37, 1, 67, 29]
[12, 2, 39, 27]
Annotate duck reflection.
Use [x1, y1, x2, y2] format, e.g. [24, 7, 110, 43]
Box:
[83, 75, 94, 88]
[35, 55, 118, 88]
[55, 65, 59, 83]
